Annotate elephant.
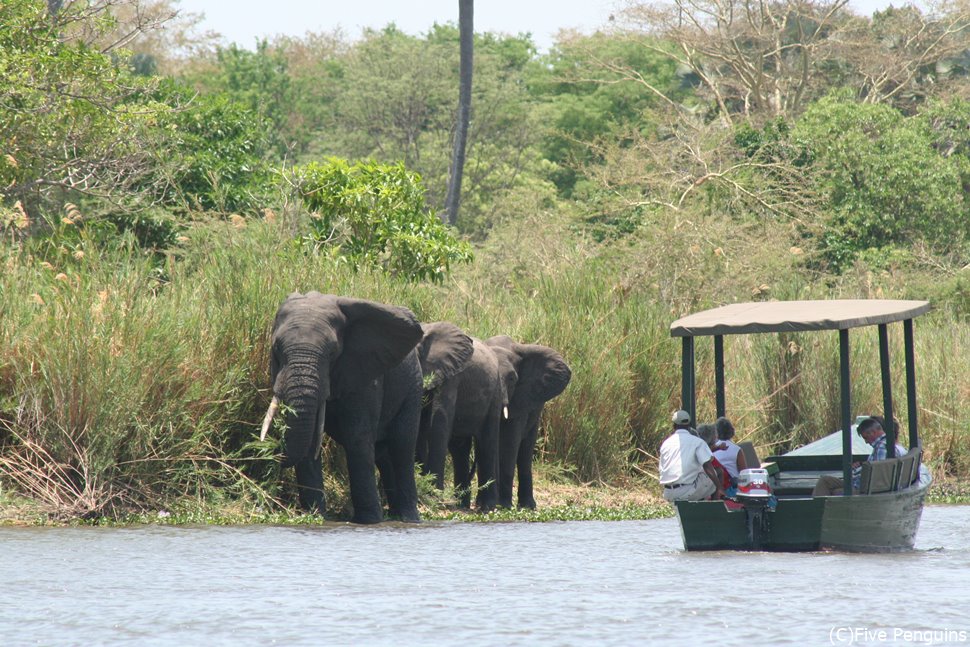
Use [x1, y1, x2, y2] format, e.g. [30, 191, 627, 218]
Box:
[259, 291, 438, 524]
[485, 336, 571, 510]
[416, 323, 514, 511]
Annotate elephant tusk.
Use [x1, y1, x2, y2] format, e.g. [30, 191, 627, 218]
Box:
[260, 396, 280, 441]
[503, 406, 509, 420]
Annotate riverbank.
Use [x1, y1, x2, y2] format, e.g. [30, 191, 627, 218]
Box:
[0, 470, 673, 526]
[2, 468, 966, 527]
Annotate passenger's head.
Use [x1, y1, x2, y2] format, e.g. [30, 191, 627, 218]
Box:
[696, 423, 718, 448]
[857, 417, 884, 443]
[872, 414, 900, 435]
[715, 416, 735, 440]
[672, 409, 691, 430]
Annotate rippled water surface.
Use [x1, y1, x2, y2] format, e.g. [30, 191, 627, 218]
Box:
[2, 506, 968, 646]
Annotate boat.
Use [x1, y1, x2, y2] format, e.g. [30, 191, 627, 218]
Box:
[668, 299, 932, 552]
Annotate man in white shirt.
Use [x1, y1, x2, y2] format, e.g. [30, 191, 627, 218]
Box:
[659, 410, 724, 502]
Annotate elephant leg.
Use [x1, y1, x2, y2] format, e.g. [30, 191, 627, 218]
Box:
[383, 395, 421, 522]
[424, 388, 456, 491]
[516, 411, 542, 510]
[449, 435, 473, 508]
[344, 440, 383, 524]
[474, 407, 500, 513]
[497, 418, 521, 509]
[294, 452, 326, 515]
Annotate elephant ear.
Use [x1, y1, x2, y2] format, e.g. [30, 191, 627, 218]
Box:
[418, 322, 474, 390]
[331, 297, 423, 396]
[510, 344, 572, 409]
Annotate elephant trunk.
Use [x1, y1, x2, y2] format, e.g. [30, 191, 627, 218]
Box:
[276, 351, 330, 468]
[280, 387, 324, 468]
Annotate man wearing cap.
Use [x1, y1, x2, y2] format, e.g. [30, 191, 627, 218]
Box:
[658, 410, 724, 501]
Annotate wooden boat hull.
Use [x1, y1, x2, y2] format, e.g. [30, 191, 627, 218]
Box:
[674, 471, 930, 552]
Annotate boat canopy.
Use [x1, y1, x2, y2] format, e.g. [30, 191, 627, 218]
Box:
[670, 299, 931, 338]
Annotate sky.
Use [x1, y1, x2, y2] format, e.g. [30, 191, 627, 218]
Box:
[176, 0, 902, 52]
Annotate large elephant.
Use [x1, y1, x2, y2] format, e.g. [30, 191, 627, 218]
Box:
[485, 336, 571, 510]
[416, 323, 514, 511]
[259, 291, 428, 524]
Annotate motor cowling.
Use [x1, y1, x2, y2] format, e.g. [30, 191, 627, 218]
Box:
[736, 468, 772, 500]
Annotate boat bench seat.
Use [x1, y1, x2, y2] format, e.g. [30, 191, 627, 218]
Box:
[858, 446, 922, 494]
[859, 459, 896, 494]
[897, 447, 921, 489]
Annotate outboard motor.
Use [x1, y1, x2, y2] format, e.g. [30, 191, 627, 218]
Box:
[735, 468, 775, 548]
[736, 468, 772, 501]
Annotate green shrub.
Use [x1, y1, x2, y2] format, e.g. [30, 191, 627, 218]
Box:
[148, 81, 275, 214]
[295, 158, 472, 282]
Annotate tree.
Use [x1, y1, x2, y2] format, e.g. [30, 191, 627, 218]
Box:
[839, 3, 970, 111]
[210, 41, 292, 158]
[269, 31, 349, 160]
[296, 158, 472, 282]
[146, 81, 273, 213]
[615, 0, 855, 123]
[0, 0, 159, 212]
[443, 0, 473, 226]
[323, 26, 545, 234]
[615, 0, 970, 123]
[792, 91, 970, 269]
[533, 31, 687, 196]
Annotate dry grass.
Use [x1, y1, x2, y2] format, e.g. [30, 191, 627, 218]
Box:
[532, 474, 663, 509]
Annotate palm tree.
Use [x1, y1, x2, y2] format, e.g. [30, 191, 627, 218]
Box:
[443, 0, 473, 226]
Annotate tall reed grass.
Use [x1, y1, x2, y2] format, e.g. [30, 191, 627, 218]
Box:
[2, 210, 969, 519]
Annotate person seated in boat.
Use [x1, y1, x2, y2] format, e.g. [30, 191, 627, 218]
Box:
[811, 417, 908, 497]
[659, 410, 725, 502]
[713, 416, 748, 486]
[871, 415, 905, 452]
[696, 423, 732, 495]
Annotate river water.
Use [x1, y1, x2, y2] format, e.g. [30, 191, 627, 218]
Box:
[1, 505, 968, 647]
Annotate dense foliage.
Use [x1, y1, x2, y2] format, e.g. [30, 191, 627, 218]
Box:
[4, 0, 970, 519]
[296, 158, 472, 282]
[0, 0, 157, 211]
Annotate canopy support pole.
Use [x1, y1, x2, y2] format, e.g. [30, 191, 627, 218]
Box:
[681, 336, 695, 425]
[839, 329, 853, 496]
[904, 319, 919, 449]
[878, 324, 896, 458]
[715, 335, 725, 418]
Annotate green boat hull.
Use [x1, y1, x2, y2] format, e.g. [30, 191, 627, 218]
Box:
[674, 472, 930, 552]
